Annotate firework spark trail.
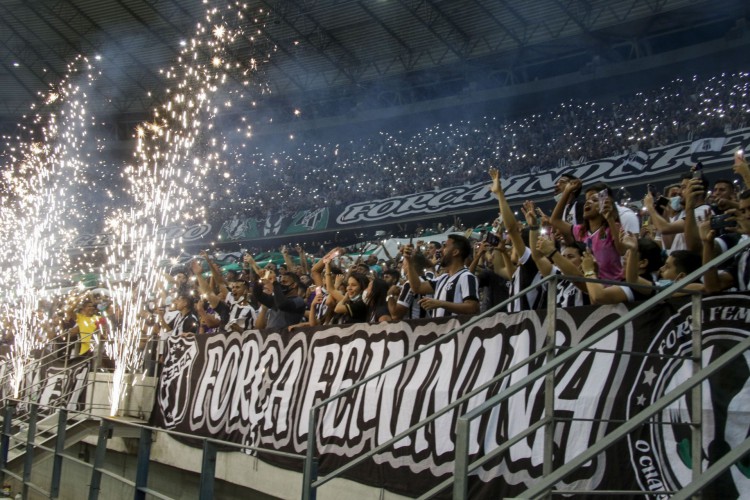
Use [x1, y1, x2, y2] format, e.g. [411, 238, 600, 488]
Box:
[0, 55, 102, 399]
[103, 2, 268, 416]
[0, 1, 272, 414]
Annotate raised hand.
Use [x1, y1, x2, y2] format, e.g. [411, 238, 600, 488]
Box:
[521, 200, 538, 226]
[489, 167, 502, 195]
[620, 229, 638, 251]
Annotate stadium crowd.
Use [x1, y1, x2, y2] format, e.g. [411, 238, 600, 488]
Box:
[36, 148, 749, 373]
[215, 71, 750, 220]
[6, 70, 750, 372]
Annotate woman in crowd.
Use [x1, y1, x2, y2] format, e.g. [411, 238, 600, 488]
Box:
[551, 180, 626, 281]
[331, 272, 370, 325]
[366, 278, 392, 323]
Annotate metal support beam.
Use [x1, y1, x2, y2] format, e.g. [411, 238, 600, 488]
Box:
[690, 294, 703, 486]
[34, 2, 153, 96]
[301, 411, 317, 500]
[0, 3, 65, 84]
[453, 418, 470, 499]
[198, 440, 217, 500]
[22, 403, 39, 499]
[552, 0, 619, 64]
[357, 2, 412, 52]
[671, 435, 750, 500]
[395, 0, 466, 60]
[133, 427, 153, 500]
[260, 0, 359, 85]
[49, 409, 68, 499]
[0, 403, 15, 485]
[543, 275, 558, 480]
[469, 0, 525, 47]
[521, 335, 750, 498]
[88, 419, 112, 500]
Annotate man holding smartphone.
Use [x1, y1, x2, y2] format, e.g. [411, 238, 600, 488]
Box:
[643, 168, 711, 254]
[254, 272, 306, 329]
[702, 189, 750, 292]
[553, 171, 583, 228]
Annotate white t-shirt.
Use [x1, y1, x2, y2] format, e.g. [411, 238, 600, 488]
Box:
[668, 204, 712, 254]
[617, 204, 640, 235]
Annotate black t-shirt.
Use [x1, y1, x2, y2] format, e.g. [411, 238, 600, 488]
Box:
[336, 297, 368, 324]
[477, 268, 509, 313]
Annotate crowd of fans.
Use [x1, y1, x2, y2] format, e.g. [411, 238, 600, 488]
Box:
[6, 70, 750, 376]
[212, 71, 750, 220]
[27, 147, 747, 377]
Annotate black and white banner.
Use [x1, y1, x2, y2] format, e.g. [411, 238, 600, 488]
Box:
[0, 354, 90, 417]
[69, 128, 750, 250]
[154, 295, 750, 498]
[334, 128, 750, 226]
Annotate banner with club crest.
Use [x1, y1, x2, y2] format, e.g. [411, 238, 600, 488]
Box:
[153, 294, 750, 498]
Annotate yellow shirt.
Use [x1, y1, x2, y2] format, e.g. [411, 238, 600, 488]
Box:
[76, 313, 101, 355]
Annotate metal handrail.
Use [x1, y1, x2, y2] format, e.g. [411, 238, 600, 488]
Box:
[1, 337, 164, 449]
[670, 435, 750, 500]
[451, 235, 750, 498]
[301, 269, 686, 496]
[304, 235, 749, 498]
[1, 335, 164, 410]
[0, 340, 72, 390]
[521, 335, 750, 499]
[302, 271, 564, 498]
[4, 237, 747, 499]
[1, 399, 307, 500]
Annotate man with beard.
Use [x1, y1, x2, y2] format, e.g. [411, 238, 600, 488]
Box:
[403, 234, 479, 318]
[702, 188, 750, 292]
[190, 259, 258, 332]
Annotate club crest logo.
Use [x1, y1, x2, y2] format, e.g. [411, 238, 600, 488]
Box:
[627, 296, 750, 498]
[158, 335, 198, 428]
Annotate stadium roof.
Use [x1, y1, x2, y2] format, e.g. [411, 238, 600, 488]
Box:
[0, 0, 749, 132]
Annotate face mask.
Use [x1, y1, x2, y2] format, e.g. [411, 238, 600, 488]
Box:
[279, 284, 292, 294]
[362, 290, 370, 303]
[670, 196, 682, 211]
[655, 279, 674, 289]
[554, 193, 563, 203]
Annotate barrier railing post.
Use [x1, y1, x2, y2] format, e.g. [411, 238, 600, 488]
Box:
[0, 402, 15, 484]
[690, 294, 703, 484]
[134, 427, 153, 500]
[88, 341, 104, 414]
[88, 419, 112, 500]
[543, 275, 558, 481]
[453, 417, 470, 499]
[22, 402, 38, 498]
[199, 439, 217, 500]
[302, 409, 317, 500]
[50, 408, 68, 499]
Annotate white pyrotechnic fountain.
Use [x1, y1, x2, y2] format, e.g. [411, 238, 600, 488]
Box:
[102, 2, 269, 416]
[0, 1, 273, 416]
[0, 55, 103, 399]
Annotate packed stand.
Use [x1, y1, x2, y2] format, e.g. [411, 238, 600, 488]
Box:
[5, 76, 750, 380]
[212, 72, 750, 221]
[135, 147, 750, 365]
